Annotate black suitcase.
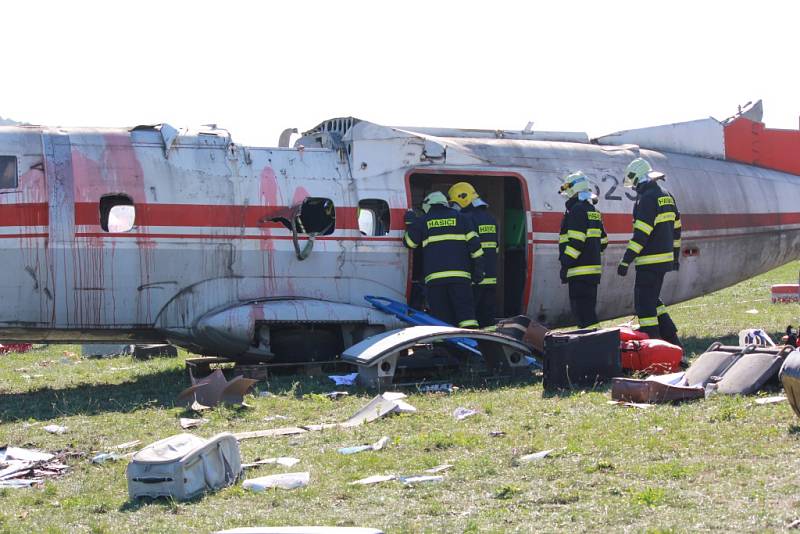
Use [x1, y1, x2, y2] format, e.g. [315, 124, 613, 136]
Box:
[543, 328, 621, 390]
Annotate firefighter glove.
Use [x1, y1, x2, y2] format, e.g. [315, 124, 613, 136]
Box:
[617, 262, 629, 277]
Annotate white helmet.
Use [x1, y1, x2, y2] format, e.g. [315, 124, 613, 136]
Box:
[624, 158, 665, 189]
[421, 191, 449, 213]
[559, 171, 591, 199]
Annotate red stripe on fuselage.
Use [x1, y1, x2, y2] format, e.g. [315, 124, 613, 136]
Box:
[0, 203, 49, 227]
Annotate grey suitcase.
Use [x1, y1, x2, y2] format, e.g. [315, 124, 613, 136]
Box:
[126, 432, 242, 500]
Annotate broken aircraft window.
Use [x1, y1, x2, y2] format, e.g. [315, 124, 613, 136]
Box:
[358, 199, 390, 236]
[100, 194, 136, 232]
[0, 156, 17, 189]
[297, 197, 335, 235]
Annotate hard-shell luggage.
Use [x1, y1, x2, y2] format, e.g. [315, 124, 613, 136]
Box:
[779, 349, 800, 418]
[126, 432, 242, 500]
[543, 328, 621, 390]
[619, 326, 649, 343]
[620, 339, 683, 374]
[611, 377, 704, 404]
[684, 342, 743, 387]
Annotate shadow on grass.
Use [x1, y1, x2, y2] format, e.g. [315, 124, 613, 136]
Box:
[0, 367, 186, 422]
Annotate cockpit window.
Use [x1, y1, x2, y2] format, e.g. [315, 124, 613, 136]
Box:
[0, 156, 18, 189]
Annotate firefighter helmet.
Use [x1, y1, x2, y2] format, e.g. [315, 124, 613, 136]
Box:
[559, 171, 591, 198]
[623, 158, 665, 189]
[421, 191, 449, 213]
[448, 182, 479, 209]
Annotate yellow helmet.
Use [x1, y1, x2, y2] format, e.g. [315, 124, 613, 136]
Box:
[448, 182, 479, 209]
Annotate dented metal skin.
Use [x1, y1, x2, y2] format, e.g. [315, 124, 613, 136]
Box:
[0, 118, 798, 360]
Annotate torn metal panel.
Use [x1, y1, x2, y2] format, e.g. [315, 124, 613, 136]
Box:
[341, 326, 531, 388]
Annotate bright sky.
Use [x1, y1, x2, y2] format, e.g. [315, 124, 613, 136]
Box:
[3, 1, 798, 147]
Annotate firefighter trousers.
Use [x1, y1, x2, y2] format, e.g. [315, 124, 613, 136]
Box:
[473, 284, 497, 328]
[634, 269, 679, 342]
[568, 279, 599, 329]
[426, 280, 479, 329]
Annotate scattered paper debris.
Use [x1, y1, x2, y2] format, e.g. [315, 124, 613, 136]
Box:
[453, 407, 479, 421]
[324, 391, 350, 400]
[242, 457, 301, 469]
[350, 474, 396, 485]
[519, 449, 554, 462]
[243, 472, 309, 491]
[399, 475, 443, 485]
[115, 440, 141, 450]
[788, 518, 800, 529]
[423, 464, 453, 474]
[755, 395, 787, 405]
[43, 424, 67, 435]
[180, 417, 209, 430]
[338, 436, 390, 455]
[489, 431, 506, 437]
[91, 452, 128, 464]
[328, 373, 359, 386]
[0, 446, 68, 488]
[234, 427, 308, 440]
[745, 309, 759, 314]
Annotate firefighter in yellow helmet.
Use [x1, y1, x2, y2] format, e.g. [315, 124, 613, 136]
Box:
[558, 171, 607, 328]
[403, 191, 484, 328]
[448, 182, 500, 327]
[617, 158, 682, 345]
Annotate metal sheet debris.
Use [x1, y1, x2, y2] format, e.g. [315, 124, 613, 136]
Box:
[328, 373, 359, 386]
[243, 472, 310, 491]
[423, 464, 453, 474]
[398, 475, 444, 485]
[755, 395, 787, 405]
[338, 436, 390, 455]
[453, 407, 479, 421]
[519, 449, 554, 462]
[234, 427, 308, 440]
[325, 391, 350, 400]
[177, 369, 257, 408]
[0, 446, 68, 487]
[180, 417, 209, 430]
[350, 474, 397, 485]
[242, 457, 301, 469]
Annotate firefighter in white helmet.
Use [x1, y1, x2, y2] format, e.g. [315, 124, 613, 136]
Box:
[617, 158, 682, 345]
[558, 171, 607, 328]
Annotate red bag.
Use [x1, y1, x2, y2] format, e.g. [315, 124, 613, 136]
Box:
[619, 326, 649, 343]
[621, 339, 683, 374]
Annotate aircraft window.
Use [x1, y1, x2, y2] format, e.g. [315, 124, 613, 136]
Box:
[358, 199, 390, 236]
[100, 194, 136, 232]
[0, 156, 17, 189]
[297, 197, 335, 236]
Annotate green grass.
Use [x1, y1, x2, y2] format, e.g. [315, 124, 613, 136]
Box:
[1, 263, 799, 533]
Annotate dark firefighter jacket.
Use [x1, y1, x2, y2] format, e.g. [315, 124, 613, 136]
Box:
[404, 204, 484, 285]
[462, 205, 499, 285]
[559, 196, 608, 283]
[620, 180, 682, 273]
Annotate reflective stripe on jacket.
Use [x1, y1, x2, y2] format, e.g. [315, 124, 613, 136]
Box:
[559, 197, 607, 282]
[620, 181, 681, 273]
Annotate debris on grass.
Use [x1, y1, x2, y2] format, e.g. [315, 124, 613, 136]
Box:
[234, 427, 308, 440]
[242, 457, 300, 469]
[115, 440, 141, 450]
[607, 400, 654, 409]
[423, 464, 453, 474]
[745, 309, 759, 314]
[453, 407, 479, 420]
[518, 449, 554, 463]
[489, 431, 506, 437]
[243, 472, 310, 491]
[324, 391, 350, 400]
[328, 373, 358, 386]
[263, 415, 289, 422]
[180, 417, 209, 430]
[91, 452, 133, 464]
[338, 436, 390, 455]
[755, 395, 786, 405]
[43, 424, 68, 435]
[418, 383, 456, 394]
[350, 474, 396, 485]
[398, 475, 444, 485]
[177, 369, 257, 409]
[0, 446, 69, 487]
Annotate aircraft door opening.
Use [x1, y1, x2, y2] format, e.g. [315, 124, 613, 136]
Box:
[407, 172, 529, 321]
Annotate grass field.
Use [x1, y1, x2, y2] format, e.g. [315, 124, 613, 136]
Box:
[1, 263, 799, 533]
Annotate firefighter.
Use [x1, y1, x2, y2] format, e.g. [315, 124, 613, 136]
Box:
[448, 182, 499, 327]
[558, 171, 608, 329]
[617, 158, 682, 345]
[404, 191, 484, 329]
